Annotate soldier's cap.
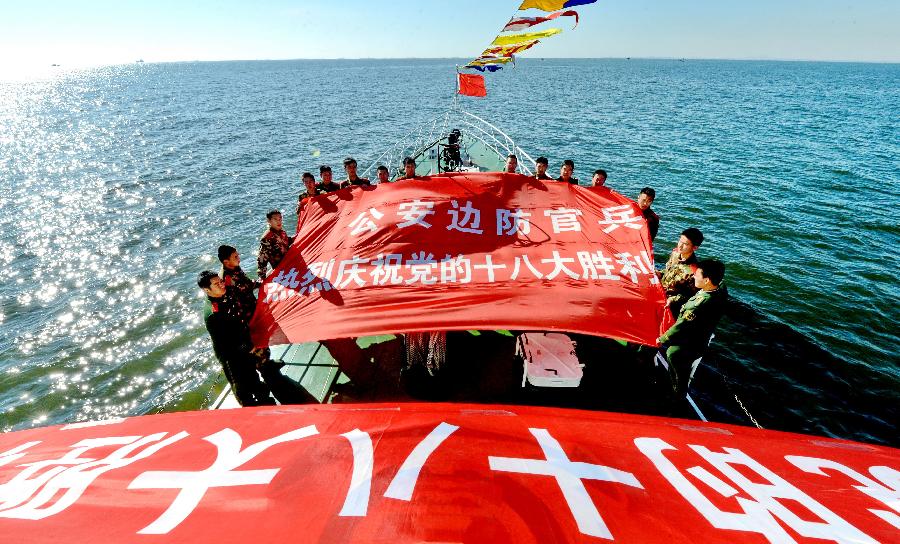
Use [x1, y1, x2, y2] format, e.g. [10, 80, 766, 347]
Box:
[343, 157, 357, 167]
[319, 165, 332, 173]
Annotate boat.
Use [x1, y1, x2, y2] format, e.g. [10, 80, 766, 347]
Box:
[209, 109, 711, 425]
[2, 5, 896, 543]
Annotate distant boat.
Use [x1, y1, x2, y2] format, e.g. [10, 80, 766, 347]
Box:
[136, 59, 144, 63]
[51, 63, 60, 67]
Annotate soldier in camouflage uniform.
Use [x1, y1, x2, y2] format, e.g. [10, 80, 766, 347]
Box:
[296, 172, 321, 216]
[657, 259, 728, 397]
[197, 271, 274, 407]
[659, 227, 704, 317]
[218, 245, 261, 325]
[257, 209, 293, 280]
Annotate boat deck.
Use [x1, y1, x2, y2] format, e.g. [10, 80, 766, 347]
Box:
[213, 331, 698, 420]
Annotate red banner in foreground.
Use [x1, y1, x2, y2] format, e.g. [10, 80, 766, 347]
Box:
[0, 405, 896, 543]
[251, 172, 665, 347]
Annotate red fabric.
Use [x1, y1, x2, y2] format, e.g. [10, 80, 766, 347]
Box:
[457, 73, 487, 97]
[1, 404, 895, 543]
[250, 172, 665, 347]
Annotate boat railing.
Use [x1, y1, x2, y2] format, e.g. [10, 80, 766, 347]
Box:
[361, 108, 536, 178]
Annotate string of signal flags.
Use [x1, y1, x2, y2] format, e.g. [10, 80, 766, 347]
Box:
[457, 0, 598, 97]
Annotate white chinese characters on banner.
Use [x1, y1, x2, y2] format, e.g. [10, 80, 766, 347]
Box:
[263, 246, 660, 302]
[489, 428, 643, 539]
[0, 432, 187, 521]
[397, 200, 435, 229]
[544, 208, 583, 233]
[447, 200, 484, 234]
[634, 438, 876, 544]
[349, 208, 385, 236]
[785, 456, 900, 530]
[598, 205, 643, 234]
[497, 208, 532, 236]
[129, 426, 318, 534]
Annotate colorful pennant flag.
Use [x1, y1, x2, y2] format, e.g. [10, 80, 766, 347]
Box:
[502, 10, 579, 32]
[491, 28, 562, 46]
[468, 65, 504, 73]
[467, 56, 514, 67]
[458, 73, 487, 97]
[482, 41, 540, 57]
[518, 0, 596, 12]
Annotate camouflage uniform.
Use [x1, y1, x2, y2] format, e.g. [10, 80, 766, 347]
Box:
[296, 186, 322, 215]
[658, 285, 728, 396]
[660, 250, 698, 317]
[203, 297, 274, 407]
[257, 228, 293, 280]
[221, 265, 260, 325]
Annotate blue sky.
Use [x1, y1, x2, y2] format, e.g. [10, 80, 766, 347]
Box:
[1, 0, 897, 71]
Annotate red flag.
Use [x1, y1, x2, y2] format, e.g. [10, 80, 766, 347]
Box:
[251, 172, 666, 347]
[457, 73, 487, 97]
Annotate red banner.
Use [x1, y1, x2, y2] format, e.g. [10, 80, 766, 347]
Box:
[0, 405, 896, 543]
[458, 73, 487, 97]
[250, 172, 665, 347]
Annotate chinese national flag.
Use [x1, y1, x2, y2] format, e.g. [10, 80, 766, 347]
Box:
[458, 73, 487, 97]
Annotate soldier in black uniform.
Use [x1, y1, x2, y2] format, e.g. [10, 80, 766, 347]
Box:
[504, 154, 518, 174]
[340, 157, 371, 188]
[534, 157, 552, 180]
[376, 165, 390, 184]
[637, 187, 660, 242]
[296, 172, 321, 216]
[557, 159, 579, 184]
[658, 259, 728, 397]
[397, 157, 417, 180]
[318, 165, 342, 192]
[197, 271, 274, 407]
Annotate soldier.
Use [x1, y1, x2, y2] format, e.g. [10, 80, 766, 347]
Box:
[534, 156, 552, 180]
[591, 169, 608, 188]
[637, 187, 659, 242]
[296, 172, 320, 215]
[318, 165, 341, 192]
[397, 157, 417, 180]
[376, 165, 390, 184]
[218, 245, 261, 325]
[197, 271, 274, 407]
[557, 159, 579, 184]
[257, 209, 293, 279]
[657, 259, 728, 397]
[340, 156, 371, 188]
[504, 154, 518, 174]
[660, 227, 704, 317]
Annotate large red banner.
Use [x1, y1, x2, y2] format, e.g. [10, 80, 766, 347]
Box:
[0, 405, 896, 543]
[251, 172, 665, 347]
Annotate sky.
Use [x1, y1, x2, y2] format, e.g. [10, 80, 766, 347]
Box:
[0, 0, 898, 73]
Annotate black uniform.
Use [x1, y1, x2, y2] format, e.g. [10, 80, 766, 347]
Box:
[204, 296, 274, 407]
[340, 177, 371, 189]
[556, 176, 579, 185]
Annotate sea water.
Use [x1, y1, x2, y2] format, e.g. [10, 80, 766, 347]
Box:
[0, 59, 897, 445]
